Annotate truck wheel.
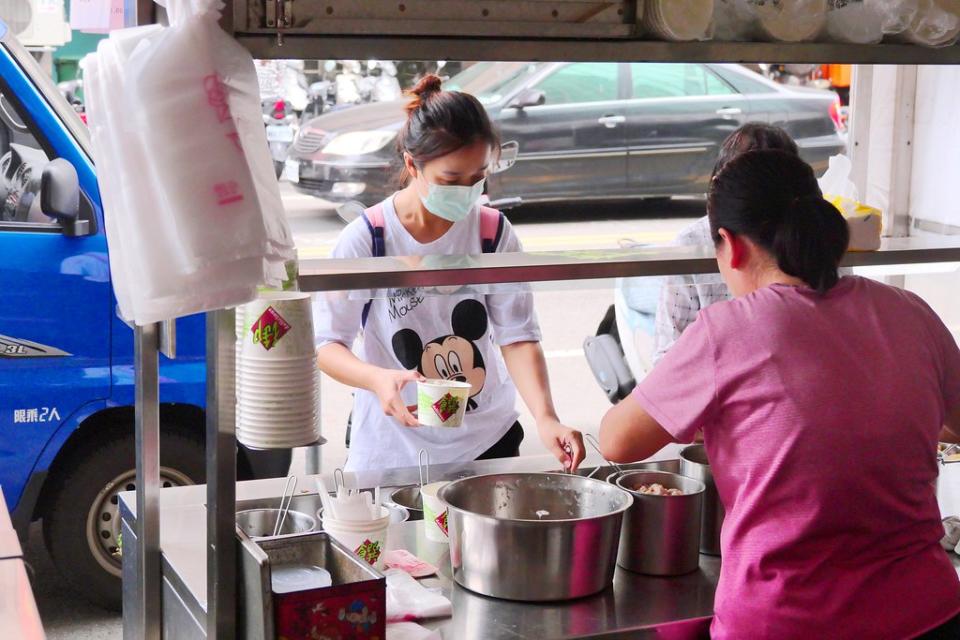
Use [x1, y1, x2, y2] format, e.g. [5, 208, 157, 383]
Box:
[42, 428, 205, 610]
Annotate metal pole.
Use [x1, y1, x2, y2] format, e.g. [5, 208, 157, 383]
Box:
[206, 309, 237, 639]
[134, 322, 161, 640]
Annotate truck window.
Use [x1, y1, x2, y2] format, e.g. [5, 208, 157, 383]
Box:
[0, 88, 55, 228]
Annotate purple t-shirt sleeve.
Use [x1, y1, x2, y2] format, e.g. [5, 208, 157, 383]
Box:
[933, 312, 960, 413]
[631, 315, 717, 444]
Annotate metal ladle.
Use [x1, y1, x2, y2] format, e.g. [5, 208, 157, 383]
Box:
[583, 433, 624, 479]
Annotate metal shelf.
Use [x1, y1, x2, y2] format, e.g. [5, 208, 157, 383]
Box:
[297, 235, 960, 292]
[238, 34, 960, 65]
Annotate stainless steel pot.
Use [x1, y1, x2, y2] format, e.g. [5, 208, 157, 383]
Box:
[616, 470, 705, 576]
[438, 472, 633, 601]
[680, 444, 724, 556]
[236, 508, 316, 539]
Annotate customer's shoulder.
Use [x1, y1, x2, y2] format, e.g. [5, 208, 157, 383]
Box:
[672, 216, 712, 247]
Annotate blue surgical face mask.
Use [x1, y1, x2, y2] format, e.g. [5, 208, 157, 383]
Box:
[418, 177, 486, 222]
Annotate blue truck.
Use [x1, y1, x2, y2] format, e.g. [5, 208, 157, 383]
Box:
[0, 23, 291, 608]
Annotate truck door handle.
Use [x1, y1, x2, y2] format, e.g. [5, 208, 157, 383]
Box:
[715, 107, 743, 117]
[598, 115, 625, 128]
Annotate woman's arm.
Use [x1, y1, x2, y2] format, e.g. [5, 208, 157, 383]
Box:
[600, 396, 676, 463]
[316, 343, 422, 427]
[501, 341, 585, 470]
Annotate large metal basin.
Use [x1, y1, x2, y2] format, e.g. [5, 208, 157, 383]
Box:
[438, 472, 633, 602]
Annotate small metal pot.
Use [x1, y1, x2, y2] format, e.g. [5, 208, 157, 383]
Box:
[438, 472, 633, 602]
[388, 486, 423, 521]
[680, 444, 724, 556]
[236, 508, 316, 540]
[616, 471, 705, 576]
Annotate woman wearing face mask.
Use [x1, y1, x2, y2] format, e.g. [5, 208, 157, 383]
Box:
[313, 75, 585, 473]
[600, 150, 960, 639]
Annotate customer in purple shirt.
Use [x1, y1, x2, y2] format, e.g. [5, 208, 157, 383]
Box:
[601, 150, 960, 639]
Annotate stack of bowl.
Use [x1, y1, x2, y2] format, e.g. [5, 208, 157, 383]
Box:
[643, 0, 714, 41]
[237, 291, 320, 449]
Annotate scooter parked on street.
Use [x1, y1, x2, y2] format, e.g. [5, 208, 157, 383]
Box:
[262, 96, 297, 178]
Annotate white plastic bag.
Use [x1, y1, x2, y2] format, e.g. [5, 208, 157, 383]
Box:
[83, 0, 294, 324]
[896, 0, 960, 46]
[125, 0, 268, 272]
[384, 570, 452, 623]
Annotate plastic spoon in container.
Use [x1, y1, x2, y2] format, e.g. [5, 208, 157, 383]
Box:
[273, 475, 298, 537]
[584, 433, 624, 479]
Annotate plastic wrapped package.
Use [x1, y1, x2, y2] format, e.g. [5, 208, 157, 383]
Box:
[755, 0, 828, 41]
[713, 0, 827, 42]
[873, 0, 921, 35]
[896, 0, 960, 45]
[713, 0, 758, 40]
[643, 0, 715, 41]
[826, 0, 886, 43]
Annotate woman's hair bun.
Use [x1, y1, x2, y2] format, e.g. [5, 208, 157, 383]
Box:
[404, 74, 444, 115]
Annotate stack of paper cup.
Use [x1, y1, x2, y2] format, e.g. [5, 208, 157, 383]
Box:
[237, 292, 320, 449]
[321, 507, 391, 571]
[643, 0, 714, 41]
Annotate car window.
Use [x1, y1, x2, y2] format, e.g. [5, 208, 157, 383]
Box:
[535, 63, 619, 105]
[0, 89, 54, 227]
[631, 63, 735, 99]
[445, 62, 542, 106]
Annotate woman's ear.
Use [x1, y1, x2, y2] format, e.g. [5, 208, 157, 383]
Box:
[717, 227, 745, 270]
[403, 153, 419, 181]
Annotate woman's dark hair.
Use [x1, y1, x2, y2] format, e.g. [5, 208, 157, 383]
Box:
[708, 150, 849, 294]
[396, 74, 499, 181]
[712, 123, 799, 178]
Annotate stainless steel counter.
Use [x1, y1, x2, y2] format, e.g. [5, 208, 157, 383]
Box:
[119, 452, 960, 639]
[0, 488, 44, 639]
[393, 520, 717, 639]
[120, 448, 723, 638]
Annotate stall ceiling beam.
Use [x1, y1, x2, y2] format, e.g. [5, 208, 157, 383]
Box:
[236, 35, 960, 65]
[297, 235, 960, 292]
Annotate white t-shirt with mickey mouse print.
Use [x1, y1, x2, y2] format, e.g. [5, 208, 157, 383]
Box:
[313, 195, 541, 472]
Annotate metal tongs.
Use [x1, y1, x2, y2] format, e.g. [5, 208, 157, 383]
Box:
[584, 433, 624, 479]
[419, 448, 430, 488]
[273, 475, 298, 537]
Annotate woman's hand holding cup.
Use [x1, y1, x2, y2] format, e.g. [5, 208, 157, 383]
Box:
[372, 368, 424, 427]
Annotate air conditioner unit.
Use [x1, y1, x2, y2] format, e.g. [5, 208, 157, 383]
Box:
[0, 0, 71, 48]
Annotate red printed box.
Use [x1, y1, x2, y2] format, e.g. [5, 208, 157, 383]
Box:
[238, 530, 386, 640]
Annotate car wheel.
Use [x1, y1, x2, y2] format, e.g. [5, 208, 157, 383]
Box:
[42, 428, 205, 610]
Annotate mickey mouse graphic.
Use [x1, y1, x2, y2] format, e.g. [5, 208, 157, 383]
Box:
[391, 299, 487, 411]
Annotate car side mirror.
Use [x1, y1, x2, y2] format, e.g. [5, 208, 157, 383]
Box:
[493, 141, 520, 174]
[508, 89, 545, 110]
[41, 158, 89, 237]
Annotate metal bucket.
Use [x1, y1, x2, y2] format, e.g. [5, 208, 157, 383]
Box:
[680, 444, 724, 556]
[388, 486, 424, 521]
[236, 508, 316, 540]
[438, 472, 633, 601]
[616, 470, 705, 576]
